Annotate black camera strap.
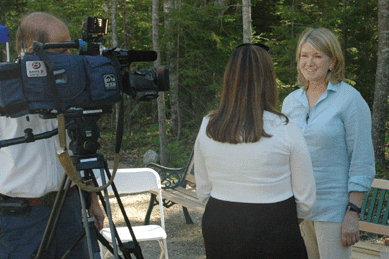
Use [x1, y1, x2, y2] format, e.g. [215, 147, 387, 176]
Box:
[32, 42, 63, 114]
[103, 48, 125, 171]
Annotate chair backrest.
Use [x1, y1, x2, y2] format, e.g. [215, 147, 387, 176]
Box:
[101, 168, 162, 194]
[359, 178, 389, 236]
[99, 168, 166, 229]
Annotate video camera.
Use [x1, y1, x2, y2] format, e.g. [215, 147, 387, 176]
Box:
[0, 17, 170, 118]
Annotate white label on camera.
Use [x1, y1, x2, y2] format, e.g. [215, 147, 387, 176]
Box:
[26, 61, 47, 77]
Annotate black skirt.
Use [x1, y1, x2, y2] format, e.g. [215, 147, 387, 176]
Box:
[201, 196, 308, 259]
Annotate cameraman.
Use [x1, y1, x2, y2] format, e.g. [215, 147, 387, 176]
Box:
[0, 12, 104, 258]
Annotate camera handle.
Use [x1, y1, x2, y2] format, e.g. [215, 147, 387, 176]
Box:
[0, 126, 59, 148]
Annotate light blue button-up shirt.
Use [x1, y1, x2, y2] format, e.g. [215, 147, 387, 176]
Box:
[282, 81, 375, 222]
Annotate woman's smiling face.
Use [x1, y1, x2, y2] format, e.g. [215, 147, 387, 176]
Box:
[298, 43, 335, 87]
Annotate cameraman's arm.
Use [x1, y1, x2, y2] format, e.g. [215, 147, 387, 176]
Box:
[86, 182, 105, 231]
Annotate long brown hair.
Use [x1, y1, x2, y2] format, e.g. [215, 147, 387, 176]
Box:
[206, 44, 287, 144]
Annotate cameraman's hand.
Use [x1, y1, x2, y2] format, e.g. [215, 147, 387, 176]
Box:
[88, 193, 105, 231]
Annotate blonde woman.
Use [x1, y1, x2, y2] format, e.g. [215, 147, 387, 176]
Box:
[282, 28, 375, 259]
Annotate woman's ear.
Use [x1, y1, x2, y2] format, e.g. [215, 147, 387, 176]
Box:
[330, 58, 337, 70]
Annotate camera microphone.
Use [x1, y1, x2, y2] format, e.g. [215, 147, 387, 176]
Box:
[112, 49, 157, 62]
[126, 50, 157, 62]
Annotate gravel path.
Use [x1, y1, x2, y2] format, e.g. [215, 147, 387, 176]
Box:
[101, 192, 206, 259]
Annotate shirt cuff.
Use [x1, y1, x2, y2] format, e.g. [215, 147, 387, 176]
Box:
[348, 175, 375, 193]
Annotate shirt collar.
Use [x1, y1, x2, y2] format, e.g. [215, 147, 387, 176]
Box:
[327, 81, 339, 92]
[292, 82, 340, 107]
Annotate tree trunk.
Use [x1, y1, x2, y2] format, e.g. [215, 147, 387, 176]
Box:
[103, 0, 110, 16]
[108, 0, 121, 129]
[214, 0, 227, 7]
[289, 0, 295, 92]
[372, 0, 389, 170]
[342, 0, 347, 65]
[153, 0, 169, 166]
[111, 0, 118, 47]
[242, 0, 252, 43]
[164, 0, 181, 138]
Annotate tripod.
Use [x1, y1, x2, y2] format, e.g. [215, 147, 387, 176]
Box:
[0, 111, 145, 259]
[38, 112, 145, 259]
[74, 153, 145, 259]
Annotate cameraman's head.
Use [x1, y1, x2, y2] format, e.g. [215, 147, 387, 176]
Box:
[16, 12, 70, 55]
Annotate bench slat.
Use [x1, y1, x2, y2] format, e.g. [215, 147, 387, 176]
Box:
[172, 187, 198, 199]
[163, 188, 201, 204]
[383, 195, 389, 225]
[185, 174, 196, 184]
[359, 221, 389, 236]
[149, 187, 205, 214]
[161, 190, 205, 213]
[371, 179, 389, 190]
[352, 240, 381, 258]
[375, 189, 386, 224]
[361, 194, 370, 221]
[367, 189, 379, 222]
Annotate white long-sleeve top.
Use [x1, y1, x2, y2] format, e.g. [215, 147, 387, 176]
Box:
[0, 115, 66, 198]
[194, 111, 316, 219]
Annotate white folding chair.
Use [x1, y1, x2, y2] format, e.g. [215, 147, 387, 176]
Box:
[99, 168, 169, 259]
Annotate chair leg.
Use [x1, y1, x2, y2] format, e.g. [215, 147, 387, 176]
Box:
[99, 241, 106, 259]
[158, 240, 164, 259]
[182, 206, 194, 224]
[157, 239, 169, 259]
[163, 239, 169, 259]
[144, 193, 157, 225]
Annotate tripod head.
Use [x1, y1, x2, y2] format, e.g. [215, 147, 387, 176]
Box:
[67, 113, 101, 156]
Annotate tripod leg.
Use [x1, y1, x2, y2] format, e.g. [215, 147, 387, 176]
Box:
[99, 167, 120, 259]
[78, 186, 97, 258]
[34, 175, 71, 258]
[102, 164, 144, 259]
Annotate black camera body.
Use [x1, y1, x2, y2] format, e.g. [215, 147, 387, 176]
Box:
[0, 17, 170, 118]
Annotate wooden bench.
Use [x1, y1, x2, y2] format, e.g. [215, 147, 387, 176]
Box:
[143, 155, 389, 256]
[144, 150, 205, 225]
[352, 178, 389, 258]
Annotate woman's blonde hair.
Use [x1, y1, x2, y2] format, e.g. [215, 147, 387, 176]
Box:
[206, 44, 287, 144]
[296, 27, 345, 89]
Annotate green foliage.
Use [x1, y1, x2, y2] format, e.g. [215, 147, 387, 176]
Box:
[161, 1, 243, 131]
[0, 0, 28, 59]
[0, 0, 382, 168]
[270, 0, 378, 107]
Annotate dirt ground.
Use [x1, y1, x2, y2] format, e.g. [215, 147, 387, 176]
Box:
[100, 192, 206, 259]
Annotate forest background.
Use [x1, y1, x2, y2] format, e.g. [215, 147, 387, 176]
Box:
[1, 0, 388, 175]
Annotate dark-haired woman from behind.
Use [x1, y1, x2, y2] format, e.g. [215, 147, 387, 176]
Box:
[194, 43, 316, 259]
